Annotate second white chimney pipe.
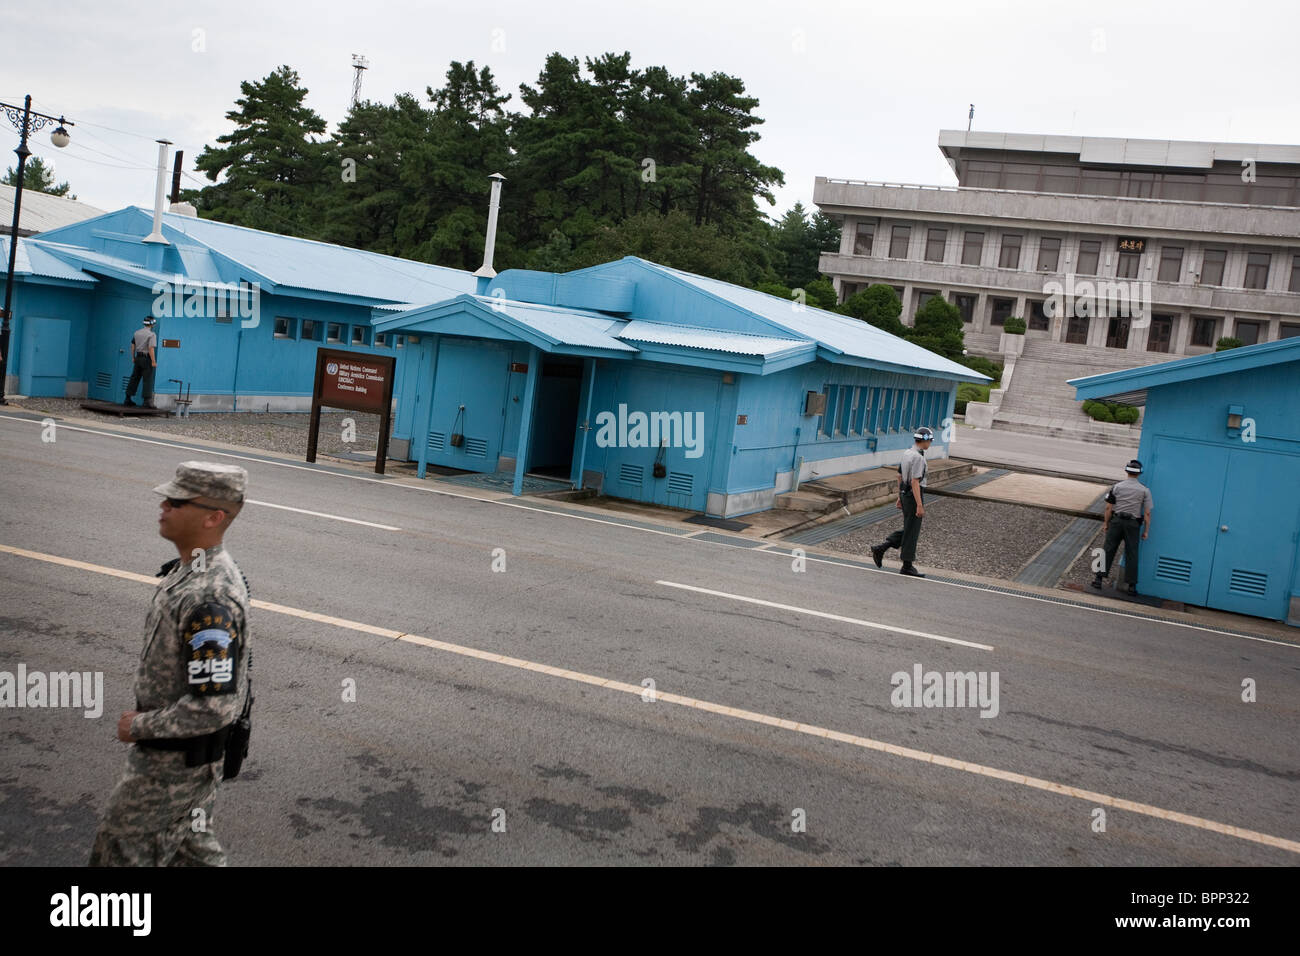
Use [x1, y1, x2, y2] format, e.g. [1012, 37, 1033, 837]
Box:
[143, 140, 172, 245]
[473, 172, 506, 289]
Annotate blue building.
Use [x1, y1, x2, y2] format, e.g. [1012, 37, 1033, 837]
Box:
[3, 205, 987, 517]
[379, 257, 984, 516]
[1, 205, 475, 407]
[1072, 338, 1300, 626]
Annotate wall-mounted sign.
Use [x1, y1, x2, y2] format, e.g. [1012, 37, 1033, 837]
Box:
[306, 347, 397, 474]
[509, 362, 529, 373]
[1117, 237, 1146, 253]
[162, 339, 180, 348]
[736, 414, 748, 425]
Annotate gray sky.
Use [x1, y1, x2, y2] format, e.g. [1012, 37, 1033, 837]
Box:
[5, 0, 1298, 218]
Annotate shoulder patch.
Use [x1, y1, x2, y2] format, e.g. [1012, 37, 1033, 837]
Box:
[182, 601, 240, 695]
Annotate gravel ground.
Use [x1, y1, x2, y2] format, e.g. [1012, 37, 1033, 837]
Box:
[1058, 524, 1126, 592]
[9, 397, 388, 460]
[823, 496, 1077, 582]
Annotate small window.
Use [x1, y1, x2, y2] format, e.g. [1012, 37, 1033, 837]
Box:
[374, 332, 388, 347]
[854, 224, 874, 256]
[1190, 316, 1218, 347]
[990, 297, 1015, 326]
[1157, 246, 1184, 283]
[273, 317, 296, 339]
[854, 387, 873, 433]
[1234, 320, 1261, 346]
[394, 334, 406, 349]
[836, 387, 853, 436]
[1037, 237, 1061, 272]
[925, 228, 947, 262]
[1076, 240, 1101, 276]
[327, 323, 344, 343]
[961, 231, 983, 266]
[1290, 256, 1300, 293]
[351, 325, 370, 346]
[954, 294, 976, 324]
[1201, 248, 1227, 286]
[889, 225, 911, 259]
[301, 319, 321, 341]
[998, 234, 1022, 269]
[1116, 251, 1142, 279]
[1278, 323, 1300, 339]
[820, 385, 837, 437]
[1244, 252, 1271, 290]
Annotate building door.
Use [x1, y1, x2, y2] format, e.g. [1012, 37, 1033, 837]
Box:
[18, 316, 70, 397]
[1065, 316, 1089, 344]
[88, 313, 140, 401]
[424, 338, 510, 473]
[1106, 317, 1131, 349]
[1147, 315, 1173, 353]
[527, 358, 583, 478]
[1147, 437, 1300, 621]
[1206, 448, 1300, 619]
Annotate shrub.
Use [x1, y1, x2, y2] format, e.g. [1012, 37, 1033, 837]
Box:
[1215, 337, 1243, 351]
[957, 354, 1003, 385]
[837, 285, 908, 337]
[1082, 399, 1139, 424]
[1002, 316, 1027, 334]
[955, 382, 990, 415]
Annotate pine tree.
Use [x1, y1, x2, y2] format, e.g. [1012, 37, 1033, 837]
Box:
[2, 156, 75, 199]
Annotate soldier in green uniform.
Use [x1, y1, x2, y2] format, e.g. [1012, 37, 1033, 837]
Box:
[90, 461, 251, 867]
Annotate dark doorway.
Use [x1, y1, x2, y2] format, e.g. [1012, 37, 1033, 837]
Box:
[1106, 317, 1131, 349]
[1147, 315, 1173, 353]
[527, 358, 583, 478]
[1066, 315, 1090, 344]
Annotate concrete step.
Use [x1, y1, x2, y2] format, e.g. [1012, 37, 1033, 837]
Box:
[774, 489, 840, 512]
[992, 418, 1140, 447]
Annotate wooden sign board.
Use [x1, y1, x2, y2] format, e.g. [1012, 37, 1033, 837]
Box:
[305, 347, 397, 474]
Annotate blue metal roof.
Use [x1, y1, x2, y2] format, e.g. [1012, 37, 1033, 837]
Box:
[159, 210, 477, 303]
[0, 237, 96, 284]
[1071, 337, 1300, 405]
[479, 296, 638, 352]
[617, 320, 815, 357]
[595, 258, 989, 383]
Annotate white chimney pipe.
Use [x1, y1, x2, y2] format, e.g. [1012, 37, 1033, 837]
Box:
[473, 172, 506, 287]
[143, 139, 172, 245]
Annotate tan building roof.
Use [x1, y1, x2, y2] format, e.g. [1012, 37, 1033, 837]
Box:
[0, 184, 105, 237]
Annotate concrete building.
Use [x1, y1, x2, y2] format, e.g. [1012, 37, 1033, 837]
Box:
[1071, 338, 1300, 626]
[816, 131, 1300, 439]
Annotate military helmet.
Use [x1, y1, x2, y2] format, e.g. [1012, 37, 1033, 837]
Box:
[914, 426, 935, 442]
[1125, 459, 1143, 474]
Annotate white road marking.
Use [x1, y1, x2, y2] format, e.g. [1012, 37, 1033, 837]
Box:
[3, 540, 1296, 857]
[3, 413, 1297, 649]
[657, 580, 995, 650]
[245, 498, 400, 531]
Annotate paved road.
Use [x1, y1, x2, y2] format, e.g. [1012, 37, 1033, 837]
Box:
[2, 411, 1297, 865]
[950, 425, 1136, 481]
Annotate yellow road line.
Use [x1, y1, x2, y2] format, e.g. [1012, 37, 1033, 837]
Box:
[3, 541, 1297, 857]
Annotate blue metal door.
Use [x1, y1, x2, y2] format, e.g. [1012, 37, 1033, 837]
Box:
[18, 316, 70, 397]
[424, 338, 509, 473]
[1145, 437, 1227, 605]
[88, 313, 138, 400]
[1207, 449, 1300, 620]
[599, 366, 720, 512]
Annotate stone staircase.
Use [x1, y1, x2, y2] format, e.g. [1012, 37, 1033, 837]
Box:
[991, 340, 1165, 446]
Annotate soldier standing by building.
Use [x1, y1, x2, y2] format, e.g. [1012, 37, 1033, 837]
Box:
[123, 315, 157, 408]
[90, 461, 251, 866]
[872, 426, 934, 578]
[1092, 458, 1153, 596]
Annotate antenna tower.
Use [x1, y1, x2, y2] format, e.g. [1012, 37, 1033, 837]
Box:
[350, 54, 369, 109]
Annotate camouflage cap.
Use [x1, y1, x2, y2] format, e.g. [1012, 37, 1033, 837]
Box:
[153, 461, 247, 503]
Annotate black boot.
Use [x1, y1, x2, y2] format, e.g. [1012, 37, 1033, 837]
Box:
[871, 545, 885, 568]
[1090, 574, 1104, 590]
[900, 563, 925, 578]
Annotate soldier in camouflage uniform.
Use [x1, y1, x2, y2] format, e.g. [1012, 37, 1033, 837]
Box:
[90, 461, 251, 867]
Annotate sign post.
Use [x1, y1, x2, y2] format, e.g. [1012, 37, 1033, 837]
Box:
[306, 347, 397, 474]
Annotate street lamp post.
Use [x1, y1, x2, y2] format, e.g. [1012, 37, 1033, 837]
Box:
[1, 95, 72, 404]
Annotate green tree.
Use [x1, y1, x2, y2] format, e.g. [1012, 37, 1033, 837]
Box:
[570, 210, 765, 286]
[3, 156, 75, 198]
[768, 202, 839, 289]
[838, 285, 907, 337]
[907, 295, 965, 360]
[190, 65, 329, 236]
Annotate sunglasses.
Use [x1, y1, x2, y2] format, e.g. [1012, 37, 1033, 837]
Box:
[164, 497, 225, 511]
